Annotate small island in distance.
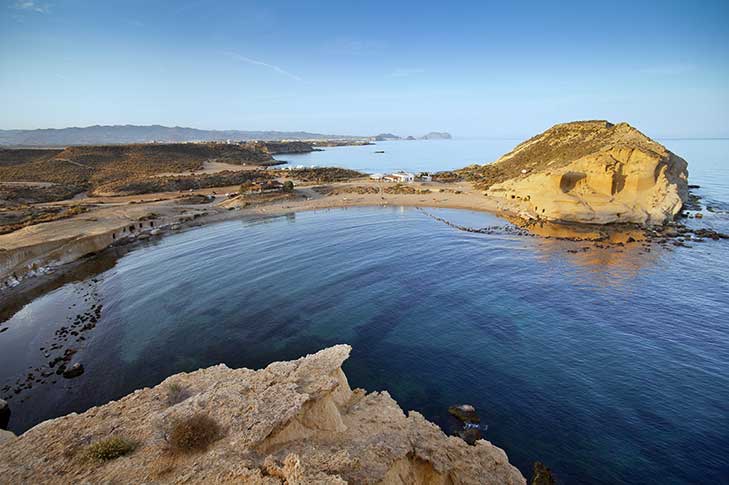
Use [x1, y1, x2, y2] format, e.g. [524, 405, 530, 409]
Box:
[373, 131, 453, 141]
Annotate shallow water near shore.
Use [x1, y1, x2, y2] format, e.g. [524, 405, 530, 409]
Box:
[2, 139, 729, 484]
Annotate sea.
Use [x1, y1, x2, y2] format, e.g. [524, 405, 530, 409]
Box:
[1, 138, 728, 484]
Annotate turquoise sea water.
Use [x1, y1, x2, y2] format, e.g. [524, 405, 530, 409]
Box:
[1, 139, 728, 484]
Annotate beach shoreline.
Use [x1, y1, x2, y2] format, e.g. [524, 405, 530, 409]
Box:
[0, 179, 509, 289]
[0, 175, 717, 318]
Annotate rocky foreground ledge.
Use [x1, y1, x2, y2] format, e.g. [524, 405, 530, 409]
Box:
[0, 345, 525, 484]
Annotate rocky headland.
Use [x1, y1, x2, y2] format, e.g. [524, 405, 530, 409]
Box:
[0, 345, 525, 484]
[452, 121, 689, 225]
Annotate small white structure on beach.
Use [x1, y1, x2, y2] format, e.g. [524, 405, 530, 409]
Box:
[388, 171, 415, 184]
[383, 171, 415, 183]
[370, 173, 385, 180]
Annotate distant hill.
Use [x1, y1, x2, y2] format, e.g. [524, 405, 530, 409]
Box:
[420, 132, 452, 140]
[0, 125, 365, 147]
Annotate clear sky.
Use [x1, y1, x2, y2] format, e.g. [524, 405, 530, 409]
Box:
[1, 0, 728, 138]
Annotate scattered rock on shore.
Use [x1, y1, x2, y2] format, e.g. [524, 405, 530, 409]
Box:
[449, 403, 487, 445]
[531, 461, 557, 485]
[0, 428, 16, 445]
[62, 362, 84, 379]
[0, 398, 10, 429]
[448, 403, 480, 423]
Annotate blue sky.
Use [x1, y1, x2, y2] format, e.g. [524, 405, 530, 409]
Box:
[1, 0, 728, 137]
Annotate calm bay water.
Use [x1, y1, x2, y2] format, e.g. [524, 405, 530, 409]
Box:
[275, 138, 520, 174]
[1, 139, 728, 484]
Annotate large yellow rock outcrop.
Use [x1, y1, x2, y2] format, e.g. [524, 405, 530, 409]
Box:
[0, 345, 525, 484]
[486, 121, 688, 225]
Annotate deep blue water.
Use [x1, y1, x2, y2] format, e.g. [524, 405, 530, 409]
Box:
[1, 139, 729, 484]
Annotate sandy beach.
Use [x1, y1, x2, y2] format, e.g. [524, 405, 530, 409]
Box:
[0, 178, 511, 294]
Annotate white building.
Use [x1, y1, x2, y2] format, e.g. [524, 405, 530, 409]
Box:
[388, 171, 415, 183]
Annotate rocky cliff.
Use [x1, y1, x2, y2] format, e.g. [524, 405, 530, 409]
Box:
[480, 121, 688, 225]
[0, 345, 525, 484]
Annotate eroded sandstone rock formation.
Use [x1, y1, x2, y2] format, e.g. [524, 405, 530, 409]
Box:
[0, 345, 525, 484]
[486, 121, 688, 225]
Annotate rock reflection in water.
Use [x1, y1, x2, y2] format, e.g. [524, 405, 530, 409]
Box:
[523, 220, 660, 281]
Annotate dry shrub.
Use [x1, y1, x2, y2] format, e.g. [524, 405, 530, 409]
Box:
[168, 413, 222, 455]
[165, 382, 190, 406]
[82, 436, 136, 462]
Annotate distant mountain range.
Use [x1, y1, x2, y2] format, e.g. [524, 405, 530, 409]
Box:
[0, 125, 367, 147]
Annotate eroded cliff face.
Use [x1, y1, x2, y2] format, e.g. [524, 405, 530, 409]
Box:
[0, 345, 525, 484]
[486, 121, 688, 225]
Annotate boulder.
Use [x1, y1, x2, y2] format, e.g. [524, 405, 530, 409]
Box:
[62, 363, 84, 379]
[458, 423, 483, 445]
[448, 403, 480, 423]
[0, 429, 16, 445]
[531, 461, 556, 485]
[0, 398, 9, 429]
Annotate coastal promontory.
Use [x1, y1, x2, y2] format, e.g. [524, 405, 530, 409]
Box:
[0, 345, 525, 484]
[458, 121, 688, 225]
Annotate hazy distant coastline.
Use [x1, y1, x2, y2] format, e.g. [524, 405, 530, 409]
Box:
[0, 125, 456, 147]
[0, 125, 368, 147]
